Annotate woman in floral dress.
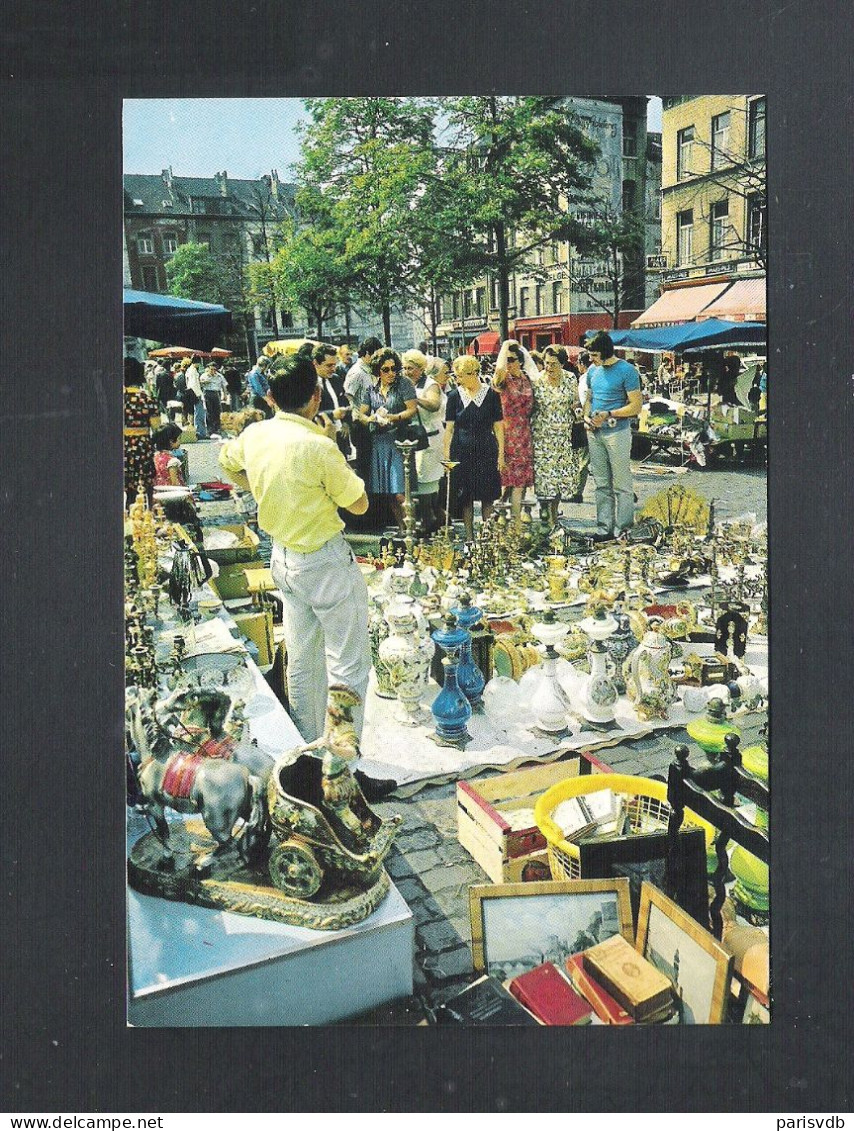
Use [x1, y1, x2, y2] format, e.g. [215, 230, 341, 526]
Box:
[531, 345, 583, 527]
[492, 340, 535, 526]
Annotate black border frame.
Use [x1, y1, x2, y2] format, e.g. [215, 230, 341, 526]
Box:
[2, 0, 853, 1112]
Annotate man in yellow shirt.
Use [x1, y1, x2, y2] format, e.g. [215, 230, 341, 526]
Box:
[219, 354, 391, 792]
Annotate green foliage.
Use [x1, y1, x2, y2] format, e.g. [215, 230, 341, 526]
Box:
[165, 242, 225, 305]
[295, 97, 438, 342]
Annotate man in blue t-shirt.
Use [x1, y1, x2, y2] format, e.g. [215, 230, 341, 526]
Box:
[246, 356, 275, 419]
[583, 331, 643, 541]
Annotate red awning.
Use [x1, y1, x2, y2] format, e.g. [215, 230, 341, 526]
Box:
[696, 277, 766, 322]
[466, 331, 501, 355]
[632, 281, 731, 327]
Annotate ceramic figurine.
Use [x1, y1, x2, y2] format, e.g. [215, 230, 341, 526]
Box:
[623, 629, 676, 720]
[369, 592, 397, 699]
[379, 596, 434, 724]
[604, 602, 639, 694]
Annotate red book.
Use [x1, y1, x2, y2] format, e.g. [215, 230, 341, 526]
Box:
[565, 953, 635, 1026]
[508, 962, 593, 1026]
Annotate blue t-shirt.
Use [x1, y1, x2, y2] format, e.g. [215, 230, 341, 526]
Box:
[246, 365, 270, 398]
[588, 359, 640, 430]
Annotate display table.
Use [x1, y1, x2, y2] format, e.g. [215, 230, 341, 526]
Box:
[127, 814, 413, 1026]
[358, 640, 767, 792]
[128, 611, 413, 1026]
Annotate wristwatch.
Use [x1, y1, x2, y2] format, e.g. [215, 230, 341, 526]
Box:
[606, 410, 617, 428]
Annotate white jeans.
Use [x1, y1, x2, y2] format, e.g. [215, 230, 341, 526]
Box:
[588, 425, 635, 535]
[270, 534, 371, 744]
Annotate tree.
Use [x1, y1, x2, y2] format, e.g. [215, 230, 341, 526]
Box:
[431, 97, 600, 338]
[569, 204, 647, 328]
[261, 211, 351, 342]
[295, 97, 437, 345]
[243, 180, 284, 337]
[165, 242, 225, 305]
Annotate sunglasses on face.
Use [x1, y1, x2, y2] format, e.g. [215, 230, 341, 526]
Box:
[379, 364, 396, 373]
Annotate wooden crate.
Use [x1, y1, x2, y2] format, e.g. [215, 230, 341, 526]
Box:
[203, 524, 260, 565]
[456, 752, 610, 884]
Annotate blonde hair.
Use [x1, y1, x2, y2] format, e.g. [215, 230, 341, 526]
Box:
[402, 349, 428, 371]
[452, 355, 480, 379]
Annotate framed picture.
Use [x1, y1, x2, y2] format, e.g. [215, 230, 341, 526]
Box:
[578, 826, 708, 926]
[469, 878, 633, 979]
[636, 881, 733, 1024]
[742, 986, 771, 1024]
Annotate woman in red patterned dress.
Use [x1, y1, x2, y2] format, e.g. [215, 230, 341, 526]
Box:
[492, 339, 535, 526]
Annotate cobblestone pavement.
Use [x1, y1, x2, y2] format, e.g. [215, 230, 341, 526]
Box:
[184, 435, 768, 1024]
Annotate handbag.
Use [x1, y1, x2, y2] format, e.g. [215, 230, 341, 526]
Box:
[400, 414, 430, 451]
[571, 421, 588, 449]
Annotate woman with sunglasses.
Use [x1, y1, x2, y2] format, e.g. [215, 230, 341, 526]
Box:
[357, 347, 418, 530]
[492, 339, 536, 526]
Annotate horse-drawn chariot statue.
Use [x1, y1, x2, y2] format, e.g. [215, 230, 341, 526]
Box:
[127, 683, 400, 929]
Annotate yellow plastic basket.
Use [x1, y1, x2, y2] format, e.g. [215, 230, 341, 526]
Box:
[533, 773, 717, 882]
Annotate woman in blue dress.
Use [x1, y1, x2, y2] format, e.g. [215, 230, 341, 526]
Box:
[358, 348, 418, 530]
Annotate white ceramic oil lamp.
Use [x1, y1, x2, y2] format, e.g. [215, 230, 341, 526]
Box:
[529, 610, 574, 735]
[379, 596, 434, 725]
[576, 607, 619, 724]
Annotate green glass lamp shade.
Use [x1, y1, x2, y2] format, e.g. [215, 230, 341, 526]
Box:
[730, 845, 769, 912]
[741, 744, 768, 783]
[686, 697, 740, 756]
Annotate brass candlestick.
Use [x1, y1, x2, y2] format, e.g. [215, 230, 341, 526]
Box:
[394, 437, 419, 562]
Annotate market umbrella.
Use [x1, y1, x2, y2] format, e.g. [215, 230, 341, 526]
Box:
[124, 289, 232, 352]
[148, 346, 197, 359]
[209, 347, 233, 358]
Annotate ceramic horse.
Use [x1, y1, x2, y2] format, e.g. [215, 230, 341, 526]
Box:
[127, 685, 271, 872]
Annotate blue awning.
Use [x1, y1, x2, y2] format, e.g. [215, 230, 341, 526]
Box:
[585, 319, 766, 353]
[123, 289, 232, 351]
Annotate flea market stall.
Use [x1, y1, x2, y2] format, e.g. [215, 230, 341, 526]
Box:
[594, 320, 768, 468]
[125, 447, 770, 1025]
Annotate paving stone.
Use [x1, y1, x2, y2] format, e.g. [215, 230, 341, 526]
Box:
[397, 846, 446, 874]
[422, 945, 475, 983]
[385, 851, 416, 880]
[420, 862, 484, 895]
[393, 876, 429, 905]
[395, 826, 442, 852]
[416, 917, 466, 954]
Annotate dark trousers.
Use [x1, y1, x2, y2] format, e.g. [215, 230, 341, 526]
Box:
[204, 391, 222, 434]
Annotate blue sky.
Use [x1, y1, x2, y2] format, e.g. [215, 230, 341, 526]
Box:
[123, 97, 663, 180]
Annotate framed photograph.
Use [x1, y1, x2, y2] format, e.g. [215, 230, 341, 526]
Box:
[469, 878, 633, 979]
[636, 881, 733, 1024]
[578, 826, 708, 926]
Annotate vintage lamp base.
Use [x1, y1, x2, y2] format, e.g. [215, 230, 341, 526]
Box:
[128, 820, 390, 931]
[427, 728, 473, 750]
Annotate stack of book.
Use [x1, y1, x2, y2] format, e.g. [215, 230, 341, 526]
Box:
[435, 964, 594, 1026]
[565, 935, 675, 1024]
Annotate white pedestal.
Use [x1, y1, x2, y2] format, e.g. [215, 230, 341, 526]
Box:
[128, 878, 413, 1026]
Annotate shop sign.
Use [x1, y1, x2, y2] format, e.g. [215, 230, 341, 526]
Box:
[646, 255, 667, 269]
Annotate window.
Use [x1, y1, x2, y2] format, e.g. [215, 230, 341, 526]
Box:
[452, 295, 460, 319]
[709, 199, 729, 261]
[711, 112, 731, 170]
[622, 119, 638, 158]
[476, 286, 486, 315]
[747, 194, 767, 256]
[677, 209, 694, 265]
[622, 180, 637, 213]
[162, 231, 177, 256]
[519, 286, 529, 317]
[197, 232, 211, 248]
[136, 230, 153, 255]
[552, 281, 563, 314]
[749, 98, 766, 159]
[281, 310, 293, 329]
[140, 264, 159, 291]
[463, 291, 472, 318]
[535, 285, 543, 315]
[677, 126, 695, 180]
